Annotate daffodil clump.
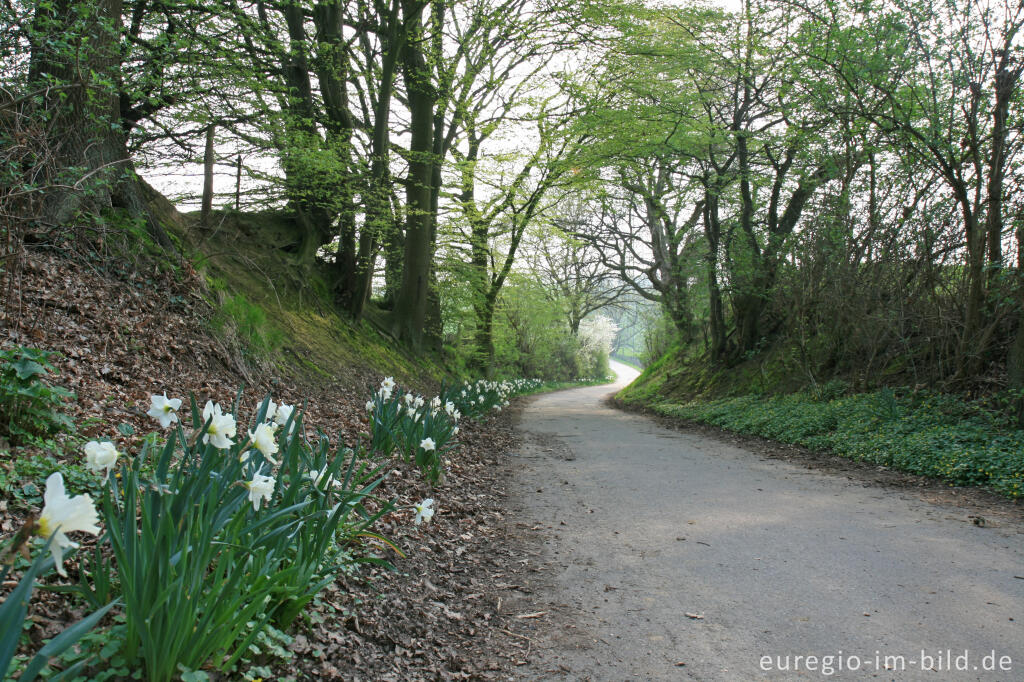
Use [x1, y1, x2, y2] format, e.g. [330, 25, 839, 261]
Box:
[5, 392, 396, 682]
[4, 374, 545, 679]
[362, 377, 461, 483]
[441, 378, 542, 420]
[363, 376, 543, 484]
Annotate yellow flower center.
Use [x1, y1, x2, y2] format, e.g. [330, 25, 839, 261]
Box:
[36, 516, 53, 538]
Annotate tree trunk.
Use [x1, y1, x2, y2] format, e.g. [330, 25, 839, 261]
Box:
[382, 211, 404, 307]
[200, 123, 216, 228]
[960, 200, 986, 376]
[473, 291, 498, 375]
[280, 1, 335, 262]
[1008, 214, 1024, 425]
[390, 0, 435, 348]
[344, 2, 402, 319]
[703, 191, 728, 363]
[986, 58, 1014, 280]
[28, 0, 172, 250]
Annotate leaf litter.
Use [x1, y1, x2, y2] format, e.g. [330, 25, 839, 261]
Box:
[0, 247, 556, 680]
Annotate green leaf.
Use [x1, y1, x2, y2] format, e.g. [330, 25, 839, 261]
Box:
[18, 599, 119, 681]
[12, 359, 47, 380]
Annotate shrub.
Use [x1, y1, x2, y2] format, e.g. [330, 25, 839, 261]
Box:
[0, 346, 75, 447]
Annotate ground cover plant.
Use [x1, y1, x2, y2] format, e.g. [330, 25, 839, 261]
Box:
[652, 389, 1024, 498]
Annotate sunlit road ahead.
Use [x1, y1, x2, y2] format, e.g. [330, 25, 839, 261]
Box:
[508, 362, 1024, 680]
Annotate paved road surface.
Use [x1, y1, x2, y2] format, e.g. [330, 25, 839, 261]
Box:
[507, 361, 1024, 680]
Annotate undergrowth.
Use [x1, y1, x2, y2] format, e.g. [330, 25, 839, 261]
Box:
[651, 389, 1024, 499]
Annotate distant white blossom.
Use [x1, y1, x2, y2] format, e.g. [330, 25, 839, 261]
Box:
[245, 473, 275, 510]
[308, 468, 338, 489]
[83, 440, 119, 477]
[202, 401, 237, 449]
[248, 422, 279, 463]
[274, 403, 294, 427]
[420, 437, 436, 452]
[414, 498, 435, 525]
[146, 393, 182, 428]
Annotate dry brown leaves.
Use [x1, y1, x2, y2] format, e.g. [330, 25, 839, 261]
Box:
[0, 247, 543, 680]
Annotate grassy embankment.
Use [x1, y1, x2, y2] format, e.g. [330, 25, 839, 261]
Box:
[176, 208, 450, 388]
[618, 345, 1024, 499]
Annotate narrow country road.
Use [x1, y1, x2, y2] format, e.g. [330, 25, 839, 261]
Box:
[506, 361, 1024, 680]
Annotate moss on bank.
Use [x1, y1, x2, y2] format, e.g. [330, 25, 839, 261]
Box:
[174, 209, 450, 389]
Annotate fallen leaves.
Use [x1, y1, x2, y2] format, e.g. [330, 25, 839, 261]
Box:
[1, 248, 540, 680]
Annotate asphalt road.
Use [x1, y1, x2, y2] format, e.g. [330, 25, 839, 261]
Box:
[507, 361, 1024, 680]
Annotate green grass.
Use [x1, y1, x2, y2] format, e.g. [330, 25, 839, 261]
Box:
[178, 210, 452, 389]
[647, 389, 1024, 498]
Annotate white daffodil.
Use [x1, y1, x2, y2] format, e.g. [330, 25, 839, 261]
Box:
[263, 398, 278, 422]
[406, 407, 418, 420]
[444, 401, 455, 416]
[366, 400, 375, 413]
[378, 386, 392, 400]
[452, 426, 459, 436]
[381, 376, 396, 391]
[404, 393, 415, 406]
[202, 399, 219, 423]
[309, 468, 339, 489]
[414, 498, 435, 525]
[494, 406, 502, 412]
[420, 437, 436, 452]
[274, 403, 294, 426]
[36, 473, 100, 577]
[273, 403, 297, 436]
[453, 410, 461, 421]
[245, 473, 275, 510]
[202, 400, 237, 449]
[248, 422, 279, 463]
[147, 393, 182, 428]
[413, 396, 424, 409]
[478, 396, 485, 404]
[83, 440, 119, 477]
[430, 396, 441, 410]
